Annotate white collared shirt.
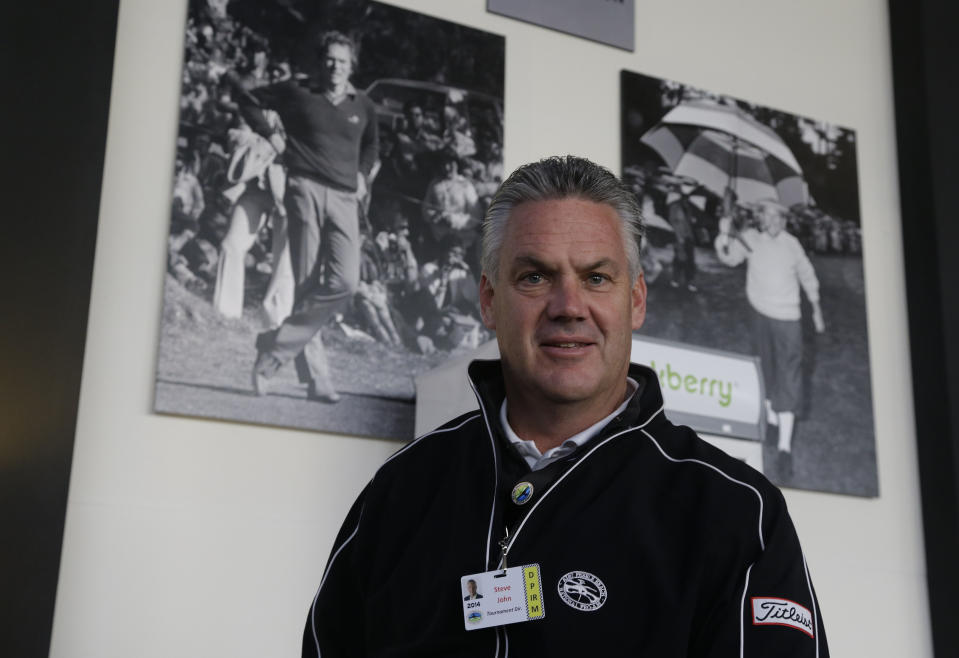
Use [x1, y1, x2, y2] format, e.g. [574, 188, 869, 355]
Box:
[500, 378, 639, 471]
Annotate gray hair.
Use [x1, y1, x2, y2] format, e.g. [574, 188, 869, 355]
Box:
[481, 155, 645, 282]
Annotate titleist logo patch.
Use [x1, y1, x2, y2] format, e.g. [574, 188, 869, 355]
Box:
[751, 597, 814, 637]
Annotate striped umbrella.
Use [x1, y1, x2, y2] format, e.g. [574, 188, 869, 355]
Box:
[640, 101, 807, 207]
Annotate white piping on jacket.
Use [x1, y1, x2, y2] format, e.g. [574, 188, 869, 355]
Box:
[473, 387, 772, 657]
[639, 426, 770, 658]
[310, 413, 482, 657]
[469, 378, 503, 570]
[640, 428, 767, 551]
[502, 404, 666, 554]
[802, 554, 821, 658]
[385, 413, 482, 467]
[311, 518, 362, 657]
[739, 563, 754, 658]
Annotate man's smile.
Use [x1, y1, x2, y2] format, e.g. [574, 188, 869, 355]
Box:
[539, 337, 598, 356]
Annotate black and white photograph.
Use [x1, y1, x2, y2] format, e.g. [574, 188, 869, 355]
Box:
[155, 0, 505, 440]
[621, 69, 877, 496]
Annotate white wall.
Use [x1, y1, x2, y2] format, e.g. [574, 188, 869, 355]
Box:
[50, 0, 929, 656]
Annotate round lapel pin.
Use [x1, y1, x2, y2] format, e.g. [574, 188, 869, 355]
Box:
[511, 481, 533, 505]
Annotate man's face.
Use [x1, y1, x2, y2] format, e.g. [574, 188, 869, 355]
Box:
[447, 245, 466, 266]
[467, 580, 477, 596]
[321, 43, 353, 88]
[480, 198, 647, 410]
[762, 207, 786, 237]
[406, 106, 424, 130]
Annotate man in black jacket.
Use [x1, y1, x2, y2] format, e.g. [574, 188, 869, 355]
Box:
[304, 156, 828, 657]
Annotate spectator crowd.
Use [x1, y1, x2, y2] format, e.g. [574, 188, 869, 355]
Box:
[167, 2, 504, 356]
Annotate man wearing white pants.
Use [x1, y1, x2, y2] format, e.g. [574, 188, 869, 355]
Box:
[715, 199, 825, 473]
[214, 145, 294, 327]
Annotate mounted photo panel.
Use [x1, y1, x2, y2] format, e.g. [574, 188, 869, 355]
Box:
[621, 69, 877, 496]
[154, 0, 504, 440]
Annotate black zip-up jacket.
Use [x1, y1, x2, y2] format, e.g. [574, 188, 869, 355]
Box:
[304, 361, 828, 657]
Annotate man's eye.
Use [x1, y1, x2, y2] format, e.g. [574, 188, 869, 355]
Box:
[587, 273, 609, 285]
[522, 273, 544, 284]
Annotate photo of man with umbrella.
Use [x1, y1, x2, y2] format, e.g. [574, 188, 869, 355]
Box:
[715, 198, 826, 474]
[620, 69, 876, 497]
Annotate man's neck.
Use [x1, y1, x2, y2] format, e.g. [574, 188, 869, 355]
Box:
[503, 383, 630, 454]
[325, 81, 349, 102]
[311, 77, 349, 100]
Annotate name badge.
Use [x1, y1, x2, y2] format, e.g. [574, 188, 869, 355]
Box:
[461, 564, 546, 630]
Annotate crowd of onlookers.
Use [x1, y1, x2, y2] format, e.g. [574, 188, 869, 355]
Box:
[725, 203, 862, 256]
[167, 4, 503, 354]
[625, 169, 862, 256]
[790, 209, 862, 255]
[621, 168, 862, 292]
[169, 7, 289, 294]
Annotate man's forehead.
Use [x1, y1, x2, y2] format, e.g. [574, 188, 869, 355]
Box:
[759, 200, 787, 216]
[505, 198, 626, 247]
[500, 200, 628, 273]
[506, 252, 622, 276]
[325, 43, 352, 58]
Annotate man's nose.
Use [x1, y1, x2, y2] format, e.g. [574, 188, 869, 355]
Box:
[547, 276, 586, 321]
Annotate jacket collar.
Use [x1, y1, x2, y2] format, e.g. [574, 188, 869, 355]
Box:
[467, 359, 665, 447]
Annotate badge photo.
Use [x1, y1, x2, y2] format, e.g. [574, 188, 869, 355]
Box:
[460, 564, 546, 630]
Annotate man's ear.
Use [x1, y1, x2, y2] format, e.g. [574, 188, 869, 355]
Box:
[479, 273, 496, 330]
[631, 272, 647, 330]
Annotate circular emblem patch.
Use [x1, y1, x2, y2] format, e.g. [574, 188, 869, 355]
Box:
[557, 571, 607, 611]
[511, 481, 533, 505]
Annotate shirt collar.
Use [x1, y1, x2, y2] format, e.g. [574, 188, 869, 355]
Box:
[324, 81, 356, 103]
[500, 377, 639, 471]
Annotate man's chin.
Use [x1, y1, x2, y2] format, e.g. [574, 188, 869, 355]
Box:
[532, 376, 600, 406]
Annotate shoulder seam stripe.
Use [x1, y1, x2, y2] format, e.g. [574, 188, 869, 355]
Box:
[310, 413, 481, 657]
[640, 428, 766, 550]
[383, 413, 482, 467]
[311, 502, 364, 658]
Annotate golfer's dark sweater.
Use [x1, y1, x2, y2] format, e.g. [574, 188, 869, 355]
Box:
[240, 80, 378, 192]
